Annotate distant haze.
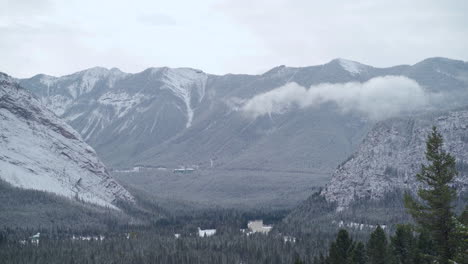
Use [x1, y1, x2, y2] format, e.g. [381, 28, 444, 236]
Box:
[240, 76, 434, 120]
[0, 0, 467, 77]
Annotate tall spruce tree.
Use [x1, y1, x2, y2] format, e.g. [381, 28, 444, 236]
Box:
[404, 126, 458, 264]
[390, 224, 416, 264]
[328, 229, 354, 264]
[367, 226, 388, 264]
[351, 241, 367, 264]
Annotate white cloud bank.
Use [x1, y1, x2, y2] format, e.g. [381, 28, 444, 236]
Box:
[240, 76, 432, 120]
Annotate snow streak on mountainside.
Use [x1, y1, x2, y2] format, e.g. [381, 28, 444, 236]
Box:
[159, 67, 208, 128]
[0, 73, 134, 209]
[321, 109, 468, 211]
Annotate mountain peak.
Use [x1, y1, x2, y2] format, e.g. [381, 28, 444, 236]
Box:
[110, 67, 123, 72]
[414, 57, 466, 67]
[261, 65, 296, 77]
[75, 66, 112, 76]
[329, 58, 368, 75]
[61, 66, 130, 80]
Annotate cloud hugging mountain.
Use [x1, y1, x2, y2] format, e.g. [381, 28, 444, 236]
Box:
[239, 76, 437, 120]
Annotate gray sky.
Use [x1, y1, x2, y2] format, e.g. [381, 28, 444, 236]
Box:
[1, 0, 467, 78]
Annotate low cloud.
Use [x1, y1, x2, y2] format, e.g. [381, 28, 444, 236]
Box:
[240, 76, 433, 120]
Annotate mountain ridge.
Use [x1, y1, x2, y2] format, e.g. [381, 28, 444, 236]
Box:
[22, 57, 467, 80]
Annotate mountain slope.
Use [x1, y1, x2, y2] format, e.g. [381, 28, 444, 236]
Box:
[0, 73, 134, 209]
[0, 179, 130, 229]
[281, 109, 468, 236]
[321, 109, 468, 211]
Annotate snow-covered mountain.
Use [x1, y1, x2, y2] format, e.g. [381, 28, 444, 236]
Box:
[17, 57, 468, 207]
[321, 109, 468, 211]
[0, 73, 134, 209]
[20, 67, 209, 166]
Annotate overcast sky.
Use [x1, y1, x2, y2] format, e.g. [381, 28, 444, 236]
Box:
[1, 0, 467, 78]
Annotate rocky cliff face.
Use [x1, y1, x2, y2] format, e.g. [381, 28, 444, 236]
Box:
[321, 109, 468, 210]
[0, 73, 134, 209]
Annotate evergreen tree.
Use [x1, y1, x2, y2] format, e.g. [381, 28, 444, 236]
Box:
[451, 206, 467, 264]
[350, 241, 366, 264]
[328, 229, 353, 264]
[404, 126, 458, 264]
[367, 226, 388, 264]
[390, 224, 416, 264]
[415, 231, 435, 264]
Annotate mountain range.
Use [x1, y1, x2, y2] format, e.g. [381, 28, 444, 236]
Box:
[8, 57, 468, 208]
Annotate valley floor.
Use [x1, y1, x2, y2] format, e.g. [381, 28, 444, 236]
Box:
[113, 168, 329, 209]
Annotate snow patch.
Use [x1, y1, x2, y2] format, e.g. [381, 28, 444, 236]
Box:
[337, 59, 365, 75]
[198, 228, 216, 237]
[333, 220, 387, 231]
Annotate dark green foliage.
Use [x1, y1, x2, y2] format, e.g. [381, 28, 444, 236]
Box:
[367, 226, 388, 264]
[415, 231, 435, 264]
[390, 224, 417, 264]
[313, 253, 328, 264]
[351, 242, 366, 264]
[404, 127, 458, 264]
[328, 229, 353, 264]
[452, 206, 468, 264]
[294, 259, 305, 264]
[0, 226, 323, 264]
